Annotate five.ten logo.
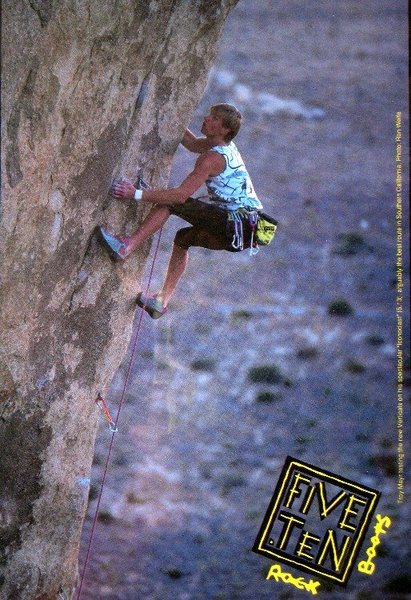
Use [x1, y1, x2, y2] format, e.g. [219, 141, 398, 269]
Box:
[253, 456, 381, 586]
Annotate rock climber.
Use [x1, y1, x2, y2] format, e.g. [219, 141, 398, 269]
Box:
[98, 103, 270, 319]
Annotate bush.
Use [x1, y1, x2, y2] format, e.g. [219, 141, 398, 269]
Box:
[97, 511, 114, 524]
[248, 365, 284, 384]
[345, 360, 366, 374]
[383, 575, 411, 593]
[232, 309, 253, 320]
[88, 484, 98, 502]
[190, 359, 215, 371]
[333, 232, 367, 256]
[255, 391, 282, 403]
[328, 299, 354, 316]
[162, 568, 184, 579]
[365, 334, 384, 346]
[296, 346, 319, 359]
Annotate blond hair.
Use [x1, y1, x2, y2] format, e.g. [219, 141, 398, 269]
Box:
[211, 103, 242, 142]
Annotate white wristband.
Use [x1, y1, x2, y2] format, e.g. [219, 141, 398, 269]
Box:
[134, 189, 143, 201]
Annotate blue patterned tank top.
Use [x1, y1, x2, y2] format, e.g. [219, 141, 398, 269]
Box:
[206, 142, 263, 210]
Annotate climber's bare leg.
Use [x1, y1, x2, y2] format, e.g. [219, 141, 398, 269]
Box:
[126, 205, 170, 254]
[158, 243, 189, 306]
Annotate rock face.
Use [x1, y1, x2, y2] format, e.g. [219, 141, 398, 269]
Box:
[0, 1, 238, 597]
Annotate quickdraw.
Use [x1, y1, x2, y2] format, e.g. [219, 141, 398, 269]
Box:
[95, 393, 118, 433]
[227, 207, 260, 255]
[227, 209, 245, 250]
[247, 210, 260, 256]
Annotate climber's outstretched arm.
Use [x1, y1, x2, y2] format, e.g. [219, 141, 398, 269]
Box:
[111, 150, 224, 206]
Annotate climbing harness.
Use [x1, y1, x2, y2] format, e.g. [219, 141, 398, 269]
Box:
[226, 206, 277, 256]
[76, 175, 162, 600]
[136, 172, 151, 191]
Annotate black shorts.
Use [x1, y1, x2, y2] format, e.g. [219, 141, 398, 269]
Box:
[168, 197, 253, 252]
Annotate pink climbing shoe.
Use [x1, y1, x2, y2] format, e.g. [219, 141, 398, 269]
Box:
[97, 227, 128, 261]
[136, 292, 168, 319]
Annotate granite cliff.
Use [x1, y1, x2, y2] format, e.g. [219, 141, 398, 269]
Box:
[0, 1, 238, 597]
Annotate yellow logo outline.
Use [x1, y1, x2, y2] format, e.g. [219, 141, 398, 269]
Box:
[253, 456, 381, 586]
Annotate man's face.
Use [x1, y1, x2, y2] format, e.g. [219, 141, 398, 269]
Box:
[201, 111, 230, 139]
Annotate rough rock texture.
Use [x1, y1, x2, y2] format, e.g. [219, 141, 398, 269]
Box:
[0, 1, 238, 598]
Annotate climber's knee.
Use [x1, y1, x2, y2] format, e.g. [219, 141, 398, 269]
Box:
[151, 205, 171, 218]
[174, 227, 194, 249]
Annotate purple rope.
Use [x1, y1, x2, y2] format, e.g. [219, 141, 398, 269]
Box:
[76, 226, 164, 598]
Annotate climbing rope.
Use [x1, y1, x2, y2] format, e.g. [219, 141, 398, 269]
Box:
[76, 225, 164, 599]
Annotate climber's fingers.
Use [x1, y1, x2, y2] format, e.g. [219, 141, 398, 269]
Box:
[110, 180, 136, 200]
